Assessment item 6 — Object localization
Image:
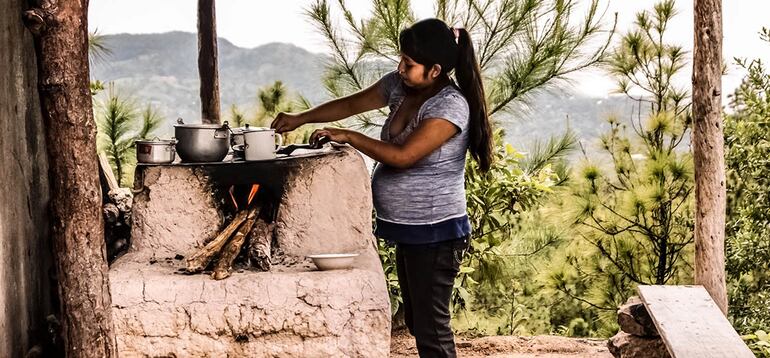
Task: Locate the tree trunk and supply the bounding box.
[22,0,116,356]
[198,0,220,124]
[692,0,728,314]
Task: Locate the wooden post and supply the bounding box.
[692,0,728,314]
[197,0,220,124]
[22,0,116,356]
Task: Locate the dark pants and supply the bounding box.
[396,237,469,358]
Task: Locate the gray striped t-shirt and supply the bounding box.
[371,71,470,225]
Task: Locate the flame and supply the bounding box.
[229,186,238,211]
[247,184,260,206]
[228,184,261,211]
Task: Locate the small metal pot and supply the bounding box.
[174,118,230,162]
[230,124,250,148]
[135,138,177,164]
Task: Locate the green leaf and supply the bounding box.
[459,266,475,274]
[456,287,470,304]
[757,330,769,341]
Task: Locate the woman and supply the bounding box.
[271,18,492,357]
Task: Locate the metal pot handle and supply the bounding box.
[273,132,284,152]
[214,121,230,139]
[177,117,184,125]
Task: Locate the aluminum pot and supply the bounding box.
[135,138,177,164]
[230,124,250,148]
[174,118,231,162]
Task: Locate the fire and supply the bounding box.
[247,184,260,206]
[228,184,260,211]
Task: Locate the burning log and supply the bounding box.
[186,209,249,273]
[248,217,273,271]
[186,183,271,278]
[212,207,259,280]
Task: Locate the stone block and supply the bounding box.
[608,331,670,358]
[618,296,659,337]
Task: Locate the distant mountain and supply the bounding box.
[498,92,642,152]
[91,31,648,154]
[91,32,329,135]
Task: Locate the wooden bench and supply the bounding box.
[637,285,754,358]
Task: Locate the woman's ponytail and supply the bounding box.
[455,28,493,172]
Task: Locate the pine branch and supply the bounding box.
[521,129,577,174]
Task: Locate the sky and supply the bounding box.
[88,0,770,98]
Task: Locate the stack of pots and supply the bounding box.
[230,124,248,159]
[229,123,283,161]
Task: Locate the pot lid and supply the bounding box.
[135,138,176,145]
[173,123,228,129]
[242,126,274,133]
[174,118,230,130]
[230,123,251,134]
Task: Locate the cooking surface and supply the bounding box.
[137,145,337,167]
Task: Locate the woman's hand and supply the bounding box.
[271,112,304,133]
[310,127,355,146]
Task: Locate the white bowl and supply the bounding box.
[307,253,359,271]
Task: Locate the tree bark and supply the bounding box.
[22,1,116,356]
[198,0,220,124]
[692,0,728,314]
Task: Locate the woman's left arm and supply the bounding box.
[310,118,458,169]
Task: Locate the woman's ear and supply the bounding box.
[430,64,442,79]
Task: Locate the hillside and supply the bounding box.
[90,32,328,134]
[90,31,647,153]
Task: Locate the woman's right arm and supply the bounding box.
[271,80,388,133]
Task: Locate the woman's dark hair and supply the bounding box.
[399,18,493,172]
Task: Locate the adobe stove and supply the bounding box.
[108,145,391,357]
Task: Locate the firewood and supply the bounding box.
[98,152,119,193]
[186,209,249,273]
[212,207,259,280]
[248,218,273,271]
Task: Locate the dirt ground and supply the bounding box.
[390,329,612,358]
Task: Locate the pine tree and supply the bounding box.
[95,84,162,186]
[306,0,615,131]
[556,0,694,315]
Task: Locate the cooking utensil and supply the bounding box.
[243,127,283,161]
[310,135,331,149]
[135,138,177,164]
[276,136,331,156]
[174,118,231,162]
[307,253,359,271]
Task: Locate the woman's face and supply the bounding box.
[397,53,438,89]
